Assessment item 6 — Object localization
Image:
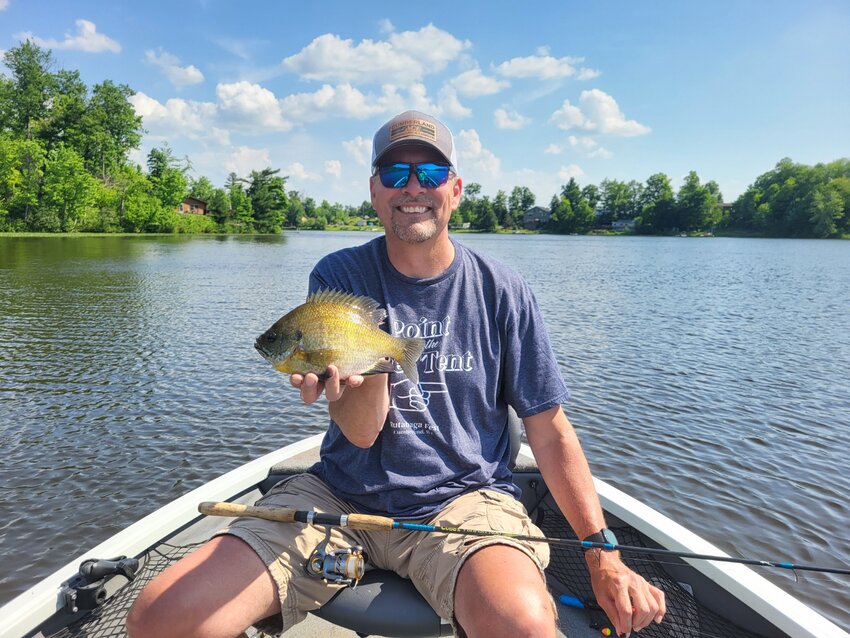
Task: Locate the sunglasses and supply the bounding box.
[376,162,452,189]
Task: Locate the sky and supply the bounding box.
[1,1,848,206]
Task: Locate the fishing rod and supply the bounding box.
[198,502,850,576]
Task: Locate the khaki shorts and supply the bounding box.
[217,473,550,632]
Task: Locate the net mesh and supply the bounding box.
[47,509,771,638]
[535,498,767,638]
[48,543,203,638]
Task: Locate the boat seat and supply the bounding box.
[309,408,525,638]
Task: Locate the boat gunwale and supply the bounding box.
[1,435,846,638]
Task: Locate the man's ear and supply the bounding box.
[452,176,463,207]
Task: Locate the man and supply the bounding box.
[127,111,665,638]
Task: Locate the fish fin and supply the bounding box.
[306,289,387,326]
[397,337,425,386]
[362,357,397,376]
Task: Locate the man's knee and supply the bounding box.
[456,584,556,638]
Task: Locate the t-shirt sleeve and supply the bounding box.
[501,279,570,418]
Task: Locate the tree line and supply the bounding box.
[1,42,847,238]
[0,42,371,234]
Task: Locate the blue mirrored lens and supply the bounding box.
[378,163,450,189]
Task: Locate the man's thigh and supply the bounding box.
[397,489,550,623]
[128,534,279,638]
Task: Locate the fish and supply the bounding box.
[255,289,424,385]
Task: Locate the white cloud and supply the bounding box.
[343,136,372,166]
[227,146,271,176]
[145,49,204,88]
[16,19,120,53]
[577,68,601,81]
[281,83,401,122]
[0,1,9,10]
[494,108,530,130]
[325,159,342,177]
[449,67,509,97]
[378,19,395,34]
[282,24,470,84]
[216,81,292,131]
[558,164,585,180]
[551,89,650,137]
[437,85,471,118]
[550,100,589,129]
[456,128,501,181]
[568,135,612,159]
[496,54,582,80]
[544,144,564,155]
[129,92,228,145]
[286,162,320,181]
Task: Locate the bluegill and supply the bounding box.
[255,290,424,385]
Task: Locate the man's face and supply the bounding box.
[370,146,462,245]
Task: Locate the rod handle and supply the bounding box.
[198,501,297,523]
[345,513,395,531]
[197,502,395,531]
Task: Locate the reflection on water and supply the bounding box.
[1,233,848,627]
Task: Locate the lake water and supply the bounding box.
[1,232,848,629]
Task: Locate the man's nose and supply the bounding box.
[402,167,427,193]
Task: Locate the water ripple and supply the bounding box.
[1,234,848,628]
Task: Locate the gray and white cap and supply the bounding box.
[371,110,457,170]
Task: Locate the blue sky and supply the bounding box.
[2,1,848,206]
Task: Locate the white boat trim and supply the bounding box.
[2,436,845,638]
[0,434,326,638]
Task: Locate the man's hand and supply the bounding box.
[588,551,666,636]
[290,365,365,403]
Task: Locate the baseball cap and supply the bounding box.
[371,110,458,170]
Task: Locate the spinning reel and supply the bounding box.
[306,526,367,588]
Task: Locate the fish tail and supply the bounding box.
[397,337,425,386]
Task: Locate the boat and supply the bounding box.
[1,428,847,638]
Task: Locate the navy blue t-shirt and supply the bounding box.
[308,236,569,518]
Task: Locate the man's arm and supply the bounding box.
[523,405,666,636]
[290,365,389,448]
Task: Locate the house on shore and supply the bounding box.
[177,197,208,215]
[523,206,551,230]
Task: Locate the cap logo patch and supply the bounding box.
[389,118,437,143]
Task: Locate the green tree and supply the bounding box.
[81,80,143,179]
[1,41,54,138]
[208,188,231,225]
[147,145,188,209]
[560,178,583,211]
[41,145,96,231]
[472,196,498,231]
[808,182,844,238]
[637,173,675,233]
[598,179,634,225]
[226,172,254,231]
[247,168,288,233]
[188,175,216,203]
[458,181,481,225]
[493,189,509,228]
[508,185,535,228]
[39,69,88,154]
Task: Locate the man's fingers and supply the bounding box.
[300,372,323,404]
[651,585,667,623]
[323,366,345,401]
